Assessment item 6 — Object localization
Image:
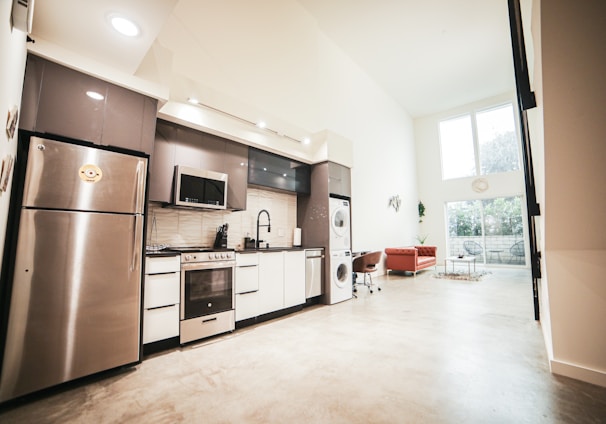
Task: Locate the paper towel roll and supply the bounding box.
[293,228,302,247]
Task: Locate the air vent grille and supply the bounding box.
[12,0,35,34]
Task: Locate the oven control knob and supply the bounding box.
[220,253,226,259]
[185,255,191,261]
[215,253,220,259]
[208,253,213,260]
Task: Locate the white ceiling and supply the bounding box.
[29,0,515,118]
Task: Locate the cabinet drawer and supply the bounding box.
[143,305,179,344]
[146,255,180,274]
[235,265,259,294]
[144,272,180,308]
[235,291,258,321]
[236,253,259,267]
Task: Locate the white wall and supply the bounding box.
[0,3,27,271]
[528,0,606,387]
[414,93,526,262]
[149,0,418,255]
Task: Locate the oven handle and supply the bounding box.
[180,261,235,271]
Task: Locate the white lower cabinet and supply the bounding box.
[235,253,259,321]
[143,255,180,344]
[143,305,179,344]
[258,252,285,316]
[235,250,306,322]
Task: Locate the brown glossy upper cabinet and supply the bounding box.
[19,54,157,154]
[328,162,351,198]
[149,119,248,210]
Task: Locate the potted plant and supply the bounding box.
[418,201,426,223]
[416,234,428,245]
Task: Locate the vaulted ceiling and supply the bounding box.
[29,0,516,119]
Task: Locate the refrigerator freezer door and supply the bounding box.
[0,209,143,402]
[22,136,147,214]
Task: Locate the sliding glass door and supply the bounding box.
[446,196,526,266]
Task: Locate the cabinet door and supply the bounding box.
[19,55,44,132]
[149,122,177,202]
[198,132,226,173]
[328,162,351,198]
[102,84,157,154]
[36,59,106,144]
[224,141,248,210]
[174,127,204,168]
[284,250,305,308]
[258,252,284,315]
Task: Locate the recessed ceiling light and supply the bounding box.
[303,137,310,145]
[86,91,104,100]
[188,97,199,105]
[257,121,266,129]
[109,14,140,37]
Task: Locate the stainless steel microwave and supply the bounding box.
[173,166,228,210]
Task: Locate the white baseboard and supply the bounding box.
[550,359,606,388]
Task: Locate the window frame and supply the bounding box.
[438,101,521,181]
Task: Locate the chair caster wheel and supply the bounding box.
[353,288,357,293]
[370,290,373,294]
[378,287,381,291]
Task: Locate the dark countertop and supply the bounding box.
[236,246,306,253]
[146,247,324,256]
[145,250,180,257]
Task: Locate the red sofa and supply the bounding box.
[385,246,437,275]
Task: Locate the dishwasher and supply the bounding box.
[305,249,324,299]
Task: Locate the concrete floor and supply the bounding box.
[1,268,605,423]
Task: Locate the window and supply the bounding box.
[439,115,476,179]
[439,103,519,180]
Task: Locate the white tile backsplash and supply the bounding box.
[147,187,297,249]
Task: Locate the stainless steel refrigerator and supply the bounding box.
[0,136,147,402]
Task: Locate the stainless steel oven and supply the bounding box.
[176,248,235,344]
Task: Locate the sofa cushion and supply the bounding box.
[417,256,436,266]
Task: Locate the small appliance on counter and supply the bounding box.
[244,237,256,249]
[214,223,228,249]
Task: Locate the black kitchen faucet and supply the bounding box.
[256,209,271,248]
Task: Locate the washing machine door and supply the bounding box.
[334,260,351,288]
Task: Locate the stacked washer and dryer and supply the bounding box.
[327,196,353,304]
[296,161,353,305]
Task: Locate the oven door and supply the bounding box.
[181,261,234,320]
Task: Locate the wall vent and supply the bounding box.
[12,0,35,34]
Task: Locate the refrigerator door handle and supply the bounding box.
[131,215,143,272]
[134,160,146,214]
